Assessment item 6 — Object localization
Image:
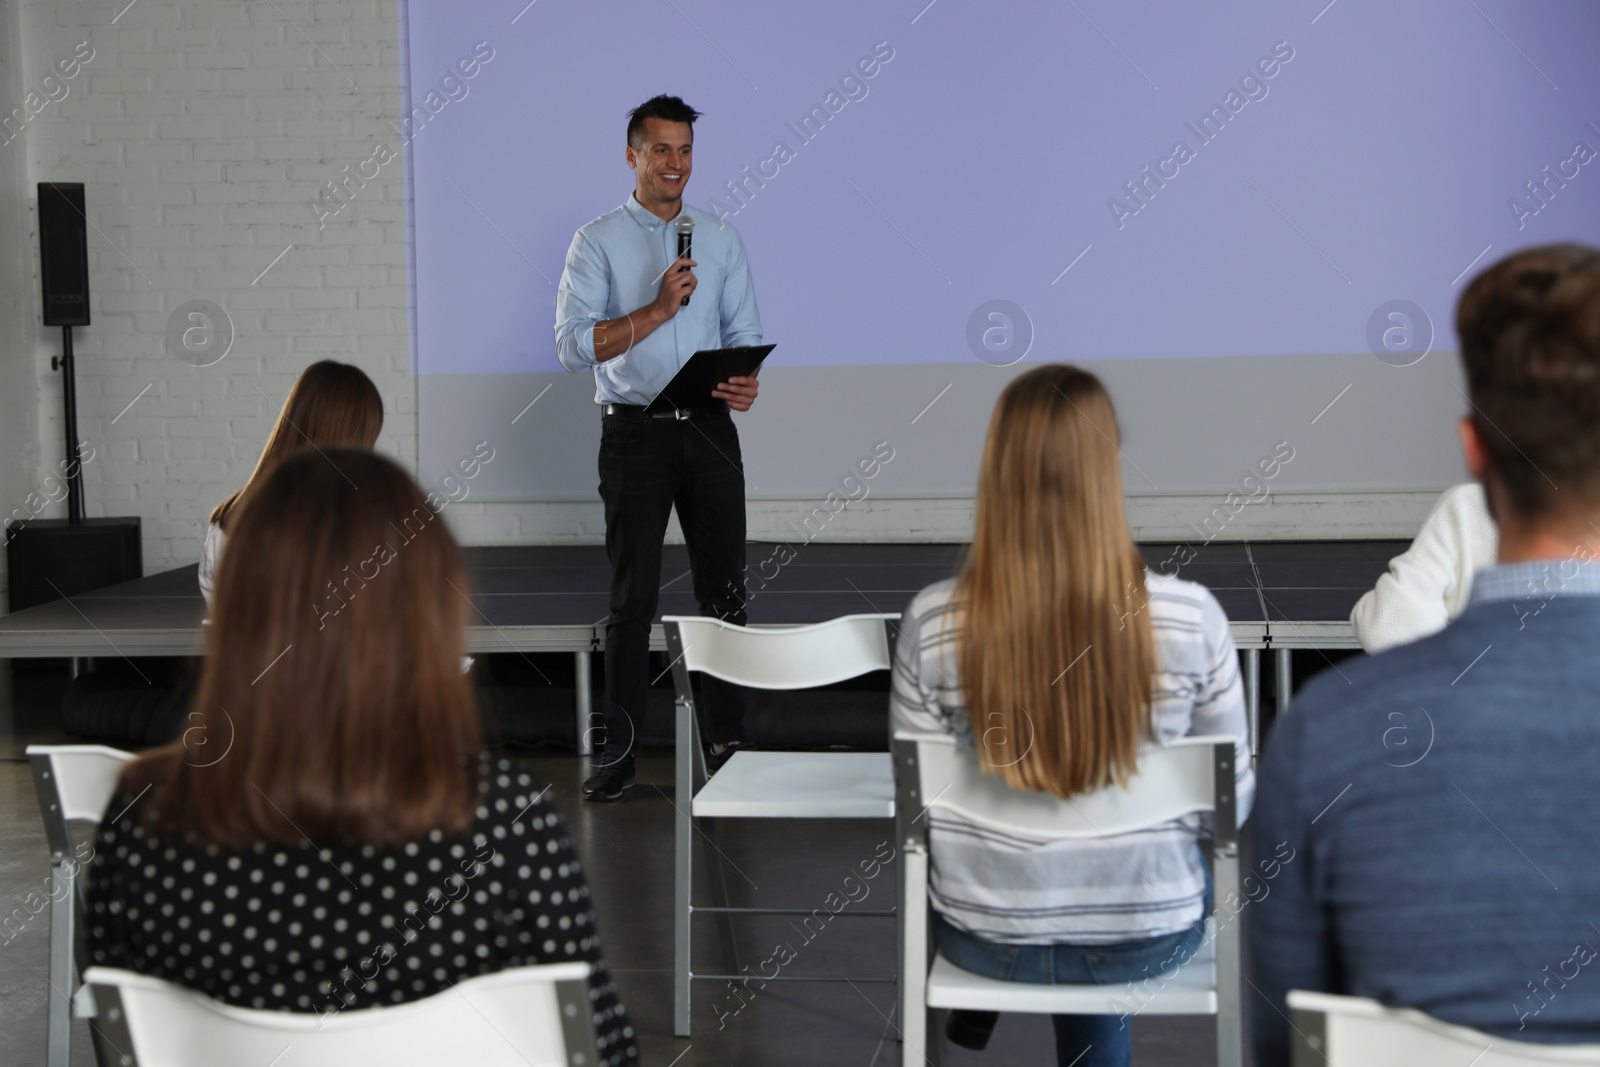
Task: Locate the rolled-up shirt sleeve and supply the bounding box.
[554,230,608,371]
[719,227,763,349]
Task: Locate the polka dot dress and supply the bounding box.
[86,757,637,1065]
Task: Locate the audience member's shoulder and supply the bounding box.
[98,790,144,842]
[1141,572,1231,682]
[1144,569,1226,625]
[1291,612,1485,717]
[904,576,959,629]
[1433,481,1488,521]
[99,756,176,835]
[484,754,550,794]
[479,756,559,822]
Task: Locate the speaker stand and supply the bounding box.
[48,324,84,523]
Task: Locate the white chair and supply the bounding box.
[26,743,137,1067]
[663,613,900,1036]
[76,961,598,1067]
[1286,990,1600,1066]
[894,731,1244,1067]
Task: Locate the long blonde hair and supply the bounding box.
[211,360,383,529]
[953,364,1154,798]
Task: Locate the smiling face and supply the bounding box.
[627,116,693,219]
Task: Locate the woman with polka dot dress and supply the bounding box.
[86,449,638,1065]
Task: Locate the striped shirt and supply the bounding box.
[891,572,1254,945]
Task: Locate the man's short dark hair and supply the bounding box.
[627,95,701,147]
[1457,243,1600,520]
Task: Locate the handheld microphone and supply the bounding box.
[675,215,694,307]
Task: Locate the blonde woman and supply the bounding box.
[199,360,383,605]
[892,364,1254,1067]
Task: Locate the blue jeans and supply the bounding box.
[931,870,1214,1067]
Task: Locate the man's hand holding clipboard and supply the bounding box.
[644,344,775,416]
[712,373,759,411]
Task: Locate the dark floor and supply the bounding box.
[0,659,1259,1066]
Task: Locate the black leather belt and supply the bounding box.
[602,403,722,421]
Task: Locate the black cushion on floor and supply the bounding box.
[58,659,194,748]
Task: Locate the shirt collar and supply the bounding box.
[1469,557,1600,608]
[622,192,680,230]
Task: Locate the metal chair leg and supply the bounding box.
[1214,849,1244,1067]
[674,696,695,1037]
[896,849,907,1043]
[699,818,742,979]
[1243,648,1260,756]
[925,1006,944,1067]
[899,848,930,1066]
[46,864,73,1067]
[574,651,593,757]
[1274,646,1293,718]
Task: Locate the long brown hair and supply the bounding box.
[953,364,1155,799]
[130,448,482,847]
[210,360,384,529]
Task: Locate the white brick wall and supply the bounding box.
[17,0,414,571]
[0,0,1437,594]
[0,0,42,604]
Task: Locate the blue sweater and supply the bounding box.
[1251,579,1600,1065]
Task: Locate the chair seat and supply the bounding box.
[691,751,894,818]
[926,922,1218,1016]
[1286,990,1600,1064]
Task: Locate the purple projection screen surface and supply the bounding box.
[407,0,1600,373]
[403,0,1600,501]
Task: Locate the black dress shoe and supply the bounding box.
[945,1009,999,1050]
[582,759,636,801]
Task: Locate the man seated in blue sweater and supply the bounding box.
[1250,243,1600,1065]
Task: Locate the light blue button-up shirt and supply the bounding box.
[554,194,763,406]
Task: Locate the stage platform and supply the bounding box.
[0,539,1405,752]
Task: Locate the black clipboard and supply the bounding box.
[643,344,775,415]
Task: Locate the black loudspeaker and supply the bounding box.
[5,518,141,613]
[38,182,89,327]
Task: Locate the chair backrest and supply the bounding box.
[26,745,136,862]
[1286,990,1600,1066]
[663,614,897,690]
[80,962,598,1067]
[894,732,1236,843]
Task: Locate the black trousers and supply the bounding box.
[596,409,747,763]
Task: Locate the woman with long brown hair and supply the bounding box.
[892,364,1253,1067]
[88,449,637,1065]
[198,359,383,605]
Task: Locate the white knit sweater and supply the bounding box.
[1350,483,1498,653]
